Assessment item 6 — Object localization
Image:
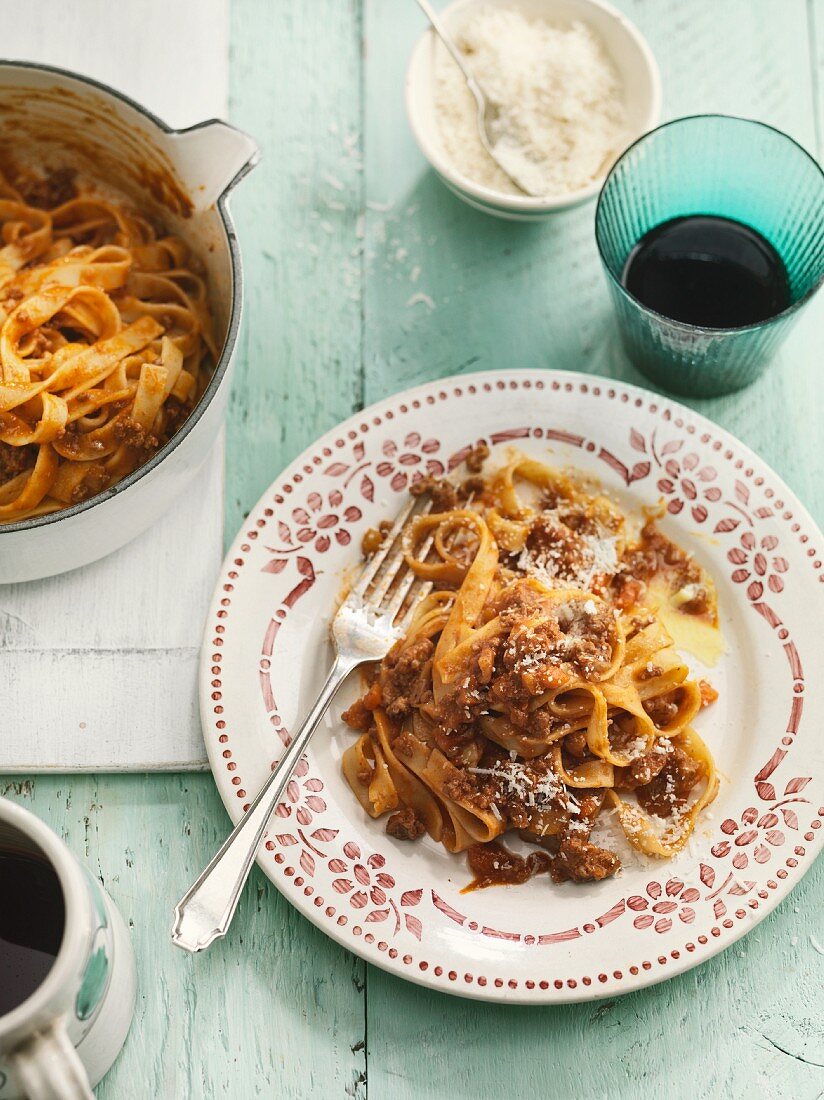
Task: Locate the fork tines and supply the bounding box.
[351,493,435,627]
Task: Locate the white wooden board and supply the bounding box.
[0,0,230,770]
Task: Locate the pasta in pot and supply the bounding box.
[342,453,720,889]
[0,166,214,522]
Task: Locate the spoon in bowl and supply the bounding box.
[415,0,540,197]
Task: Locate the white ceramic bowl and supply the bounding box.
[0,61,259,583]
[405,0,662,220]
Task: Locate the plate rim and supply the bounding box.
[200,367,824,1004]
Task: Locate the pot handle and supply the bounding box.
[169,120,260,210]
[9,1019,94,1100]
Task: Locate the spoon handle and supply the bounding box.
[414,0,483,100]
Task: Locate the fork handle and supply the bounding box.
[171,654,359,952]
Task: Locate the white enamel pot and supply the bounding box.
[0,61,259,583]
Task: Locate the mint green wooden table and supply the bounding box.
[4,1,824,1095]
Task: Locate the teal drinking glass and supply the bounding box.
[595,115,824,398]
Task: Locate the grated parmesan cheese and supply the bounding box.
[469,760,571,811]
[434,7,627,197]
[517,524,618,592]
[406,291,436,311]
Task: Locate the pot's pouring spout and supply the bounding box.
[167,120,260,211]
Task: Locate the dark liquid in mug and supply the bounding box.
[621,214,791,328]
[0,849,65,1015]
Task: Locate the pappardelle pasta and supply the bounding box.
[0,165,215,522]
[342,449,720,889]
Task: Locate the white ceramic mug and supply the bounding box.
[0,799,136,1099]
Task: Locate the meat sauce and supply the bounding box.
[463,840,551,892]
[463,834,621,890]
[615,520,715,621]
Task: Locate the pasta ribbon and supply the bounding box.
[0,168,214,521]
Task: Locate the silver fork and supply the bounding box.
[171,495,434,953]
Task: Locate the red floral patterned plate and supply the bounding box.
[201,370,824,1003]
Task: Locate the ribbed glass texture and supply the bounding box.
[595,115,824,398]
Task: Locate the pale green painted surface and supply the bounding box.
[3,1,824,1097]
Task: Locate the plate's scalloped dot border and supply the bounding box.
[202,370,824,1003]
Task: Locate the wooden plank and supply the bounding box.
[220,0,370,1095]
[0,0,229,770]
[223,0,366,542]
[0,650,201,772]
[362,2,824,1098]
[0,0,229,124]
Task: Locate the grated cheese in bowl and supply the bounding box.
[433,5,628,198]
